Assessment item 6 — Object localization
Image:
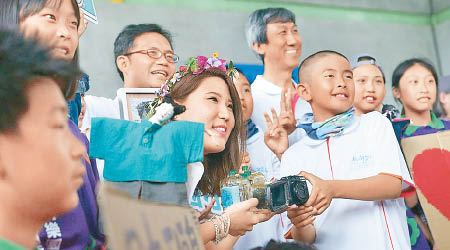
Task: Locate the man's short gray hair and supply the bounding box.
[245,8,296,62]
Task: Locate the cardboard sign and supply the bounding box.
[401,130,450,248]
[77,0,98,24]
[98,183,205,250]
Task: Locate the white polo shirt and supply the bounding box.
[251,75,311,145]
[279,111,414,250]
[81,95,120,179]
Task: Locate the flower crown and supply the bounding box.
[146,53,238,122]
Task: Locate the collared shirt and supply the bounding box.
[0,238,27,250]
[90,118,204,182]
[281,111,413,250]
[250,75,311,145]
[403,111,445,137]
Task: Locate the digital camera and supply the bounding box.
[252,175,310,212]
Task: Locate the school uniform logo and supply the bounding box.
[351,154,373,168]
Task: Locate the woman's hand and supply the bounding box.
[196,197,216,221]
[224,198,273,236]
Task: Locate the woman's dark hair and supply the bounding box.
[0,0,81,100]
[0,30,81,133]
[171,67,245,195]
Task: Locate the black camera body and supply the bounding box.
[253,175,310,212]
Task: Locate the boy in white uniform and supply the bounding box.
[271,51,414,250]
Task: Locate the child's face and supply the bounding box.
[300,54,354,121]
[0,78,85,219]
[353,64,386,114]
[234,73,253,121]
[439,92,450,117]
[393,64,436,115]
[175,77,235,154]
[120,32,176,88]
[20,0,79,61]
[254,22,302,69]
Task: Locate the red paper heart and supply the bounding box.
[412,148,450,220]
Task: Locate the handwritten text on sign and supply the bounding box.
[99,183,205,250]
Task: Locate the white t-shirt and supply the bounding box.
[251,75,311,145]
[81,95,120,179]
[279,111,414,250]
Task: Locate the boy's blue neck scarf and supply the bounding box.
[246,119,259,139]
[297,107,356,140]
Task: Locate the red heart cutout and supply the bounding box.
[412,148,450,220]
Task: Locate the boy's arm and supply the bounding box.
[286,206,317,244]
[291,225,316,244]
[302,171,402,214]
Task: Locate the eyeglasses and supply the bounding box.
[124,48,179,63]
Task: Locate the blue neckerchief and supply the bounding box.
[67,93,81,126]
[297,107,356,140]
[246,119,259,139]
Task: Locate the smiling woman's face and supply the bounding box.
[175,76,235,154]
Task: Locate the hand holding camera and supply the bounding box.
[221,170,311,213]
[301,171,334,215]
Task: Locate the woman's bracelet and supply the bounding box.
[207,214,231,244]
[208,216,220,244]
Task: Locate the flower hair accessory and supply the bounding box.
[146,53,237,122]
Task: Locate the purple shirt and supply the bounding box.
[399,113,450,250]
[38,120,104,250]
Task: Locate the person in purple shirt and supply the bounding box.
[0,0,105,248]
[392,58,450,250]
[0,30,85,250]
[38,120,105,250]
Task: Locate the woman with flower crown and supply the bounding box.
[90,54,273,248]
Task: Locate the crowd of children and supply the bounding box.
[0,1,448,249]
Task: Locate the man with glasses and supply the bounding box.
[81,24,178,177]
